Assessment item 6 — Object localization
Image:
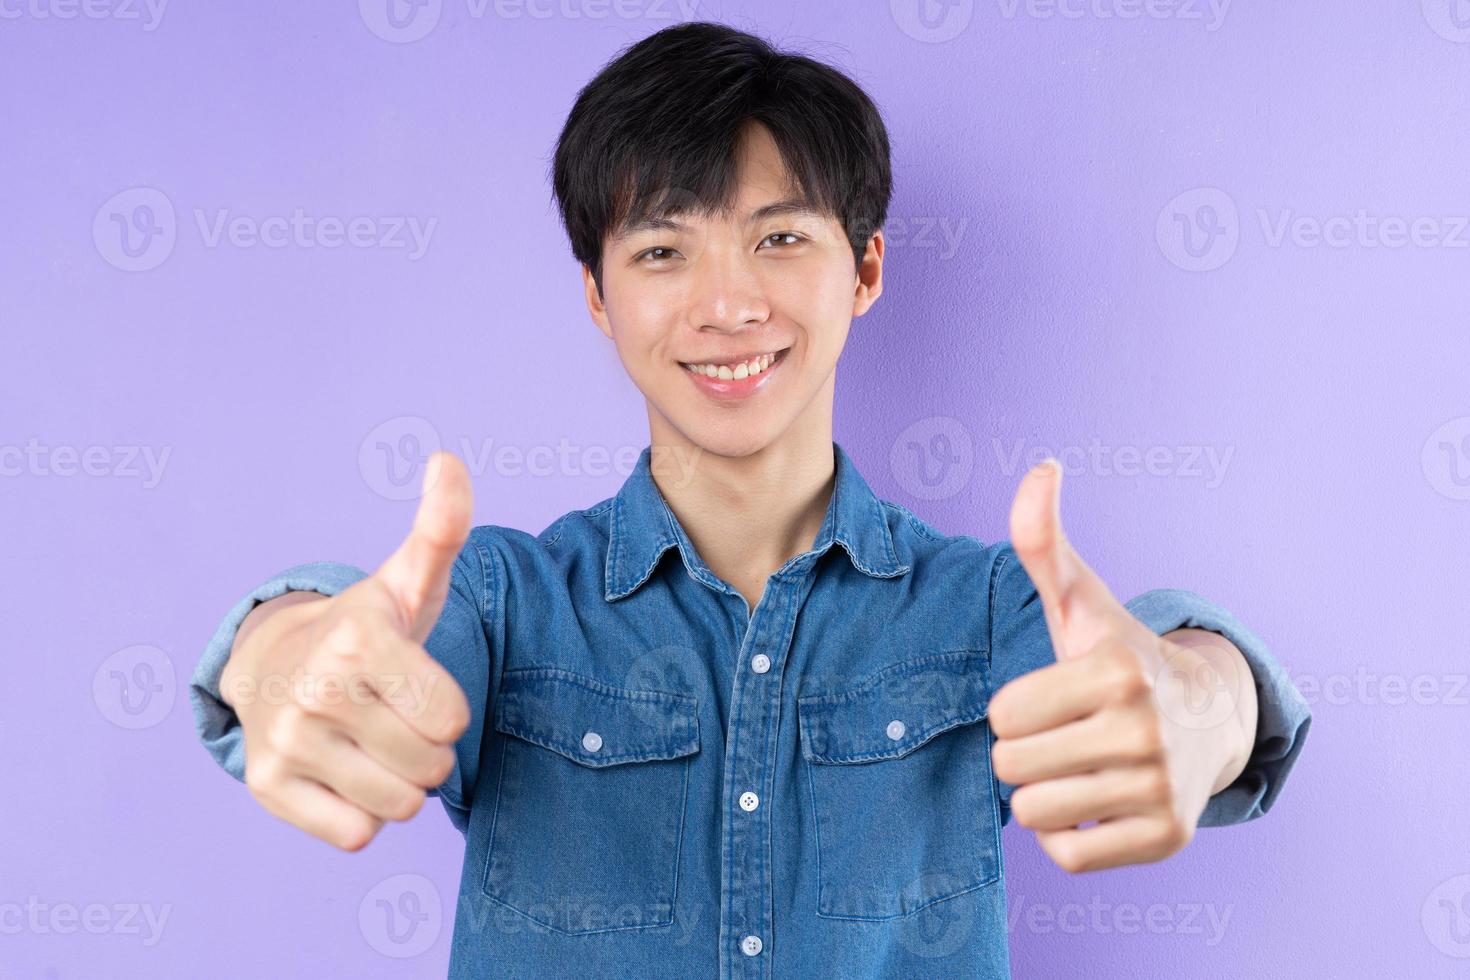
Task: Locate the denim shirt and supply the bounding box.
[190,441,1311,980]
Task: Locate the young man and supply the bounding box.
[190,21,1310,980]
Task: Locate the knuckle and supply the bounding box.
[1047,840,1090,874]
[1101,653,1148,700]
[244,757,281,797]
[333,816,379,852]
[426,749,456,788]
[1009,787,1039,828]
[987,695,1018,737]
[431,706,470,744]
[388,788,427,822]
[324,613,370,652]
[1152,817,1193,855]
[1144,765,1175,806]
[1125,715,1164,762]
[990,742,1017,783]
[266,711,311,762]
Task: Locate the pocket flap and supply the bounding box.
[798,651,991,765]
[493,667,700,768]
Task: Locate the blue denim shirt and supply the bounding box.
[190,441,1311,979]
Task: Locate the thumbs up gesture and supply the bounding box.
[220,451,475,851]
[988,460,1254,873]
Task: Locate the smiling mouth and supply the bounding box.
[678,346,791,380]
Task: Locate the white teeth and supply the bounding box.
[683,350,781,378]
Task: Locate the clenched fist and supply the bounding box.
[218,452,475,851]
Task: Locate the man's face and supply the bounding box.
[584,121,883,459]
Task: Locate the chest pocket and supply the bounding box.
[481,667,700,935]
[798,650,1001,920]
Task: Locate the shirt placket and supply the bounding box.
[718,560,816,980]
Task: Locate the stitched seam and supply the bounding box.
[799,649,989,703]
[501,666,697,705]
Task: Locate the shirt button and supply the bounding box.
[751,654,771,674]
[739,791,760,812]
[740,934,763,956]
[582,730,603,753]
[886,719,906,741]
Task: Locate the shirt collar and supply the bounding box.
[604,440,911,602]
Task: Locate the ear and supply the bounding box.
[852,229,885,317]
[582,262,614,341]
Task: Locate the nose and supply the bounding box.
[686,239,771,335]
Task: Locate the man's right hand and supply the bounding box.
[219,451,475,851]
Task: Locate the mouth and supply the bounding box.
[678,346,791,401]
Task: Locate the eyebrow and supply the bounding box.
[612,197,822,243]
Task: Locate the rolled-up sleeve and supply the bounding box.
[987,542,1311,828]
[1126,588,1312,827]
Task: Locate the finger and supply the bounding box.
[1007,459,1123,659]
[256,774,384,852]
[329,685,461,789]
[1009,765,1169,832]
[1036,814,1189,873]
[298,730,432,823]
[990,705,1161,785]
[350,625,473,747]
[988,652,1135,739]
[374,451,474,643]
[309,603,473,746]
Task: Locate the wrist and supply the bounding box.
[221,590,327,708]
[1161,628,1253,795]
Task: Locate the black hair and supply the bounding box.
[549,21,893,299]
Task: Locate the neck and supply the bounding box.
[644,400,837,607]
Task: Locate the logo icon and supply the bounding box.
[1423,0,1470,43]
[1153,643,1243,732]
[890,0,974,43]
[1156,187,1239,272]
[360,0,443,43]
[93,645,176,729]
[359,415,442,501]
[93,187,176,272]
[1423,874,1470,957]
[1422,416,1470,501]
[890,416,973,501]
[359,873,442,957]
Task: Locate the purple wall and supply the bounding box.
[4,2,1467,977]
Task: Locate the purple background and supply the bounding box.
[4,2,1468,977]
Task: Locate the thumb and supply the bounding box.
[375,451,475,643]
[1008,458,1119,659]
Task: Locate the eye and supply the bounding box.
[760,231,806,249]
[634,246,682,264]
